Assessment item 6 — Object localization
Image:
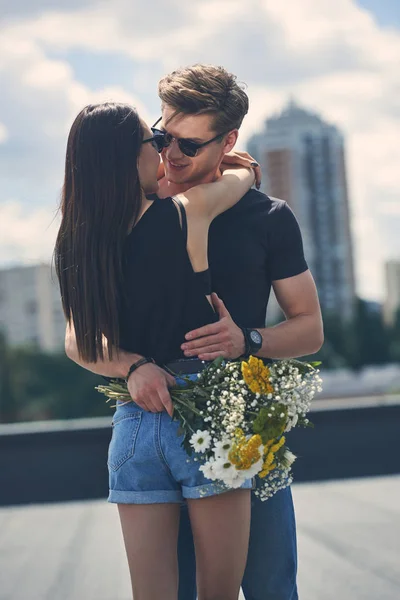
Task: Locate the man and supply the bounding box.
[66,64,323,599]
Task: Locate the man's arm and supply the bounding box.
[181,271,324,360]
[257,270,323,358]
[65,324,175,415]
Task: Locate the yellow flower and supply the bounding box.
[228,428,263,471]
[270,436,285,453]
[241,355,275,396]
[259,436,286,478]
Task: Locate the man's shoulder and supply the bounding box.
[237,189,288,217]
[211,190,290,229]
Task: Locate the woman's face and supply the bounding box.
[137,120,160,195]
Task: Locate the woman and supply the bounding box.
[55,102,256,600]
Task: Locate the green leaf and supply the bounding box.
[212,356,225,369]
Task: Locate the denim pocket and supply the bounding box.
[108,412,142,471]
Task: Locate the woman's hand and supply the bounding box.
[221,150,262,189]
[127,363,176,416]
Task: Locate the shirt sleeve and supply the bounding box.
[268,201,308,281]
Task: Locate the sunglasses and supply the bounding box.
[142,117,228,158]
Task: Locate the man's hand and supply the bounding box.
[221,150,262,189]
[181,293,245,361]
[127,363,176,417]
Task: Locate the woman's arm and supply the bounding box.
[65,323,176,415]
[178,166,255,222]
[170,157,257,273]
[65,322,136,378]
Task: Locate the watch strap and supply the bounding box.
[240,327,251,355]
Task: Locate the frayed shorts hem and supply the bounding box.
[108,479,253,504]
[108,489,182,504]
[182,479,254,499]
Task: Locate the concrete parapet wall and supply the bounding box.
[1,400,399,506]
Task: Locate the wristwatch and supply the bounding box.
[241,328,263,356]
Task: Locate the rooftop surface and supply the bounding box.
[1,474,399,599]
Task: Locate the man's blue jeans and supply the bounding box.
[177,486,298,600]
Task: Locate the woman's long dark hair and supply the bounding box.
[54,103,143,362]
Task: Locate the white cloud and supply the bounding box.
[0,0,96,22]
[0,123,8,143]
[0,21,152,189]
[0,0,399,302]
[379,202,400,216]
[0,201,60,264]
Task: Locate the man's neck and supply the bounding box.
[157,167,221,199]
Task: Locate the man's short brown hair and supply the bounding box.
[158,64,249,134]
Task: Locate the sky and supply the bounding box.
[0,0,399,302]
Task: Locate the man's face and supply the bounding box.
[160,105,236,186]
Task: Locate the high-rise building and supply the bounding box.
[248,100,356,321]
[383,260,400,326]
[0,264,65,351]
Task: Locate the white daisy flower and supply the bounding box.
[213,439,233,458]
[199,458,217,480]
[190,430,211,453]
[243,457,264,479]
[212,457,235,479]
[282,450,297,468]
[225,473,247,488]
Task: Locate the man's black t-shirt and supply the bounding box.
[208,190,308,328]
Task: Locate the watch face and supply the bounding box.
[250,330,262,345]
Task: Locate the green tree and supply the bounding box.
[351,298,390,368]
[3,344,111,424]
[388,307,400,363]
[0,331,17,422]
[303,299,393,370]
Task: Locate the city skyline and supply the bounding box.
[384,260,400,326]
[0,0,399,302]
[248,100,356,321]
[0,263,65,351]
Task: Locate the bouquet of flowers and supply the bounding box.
[96,356,322,501]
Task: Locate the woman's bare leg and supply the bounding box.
[187,489,251,600]
[118,503,180,600]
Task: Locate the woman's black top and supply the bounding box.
[118,197,217,365]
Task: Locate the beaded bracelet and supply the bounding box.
[125,357,156,383]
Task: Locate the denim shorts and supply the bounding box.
[107,373,253,504]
